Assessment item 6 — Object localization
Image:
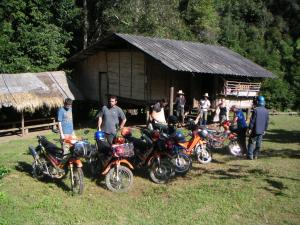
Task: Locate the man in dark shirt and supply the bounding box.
[247,96,269,160]
[174,90,186,124]
[97,96,126,144]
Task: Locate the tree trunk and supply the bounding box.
[83,0,88,49]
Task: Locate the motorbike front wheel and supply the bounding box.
[32,158,46,180]
[149,158,174,184]
[105,165,133,192]
[70,167,84,195]
[196,147,212,164]
[172,153,192,175]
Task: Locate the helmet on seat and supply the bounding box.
[95,131,105,141]
[257,96,265,106]
[168,115,178,124]
[175,131,186,143]
[199,129,208,138]
[121,127,132,137]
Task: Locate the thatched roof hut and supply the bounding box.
[0,71,83,112]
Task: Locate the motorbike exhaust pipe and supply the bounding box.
[29,146,39,160]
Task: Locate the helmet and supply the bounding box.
[121,127,132,137]
[199,129,208,138]
[151,130,160,141]
[257,96,265,106]
[174,131,186,143]
[168,115,178,124]
[95,131,105,141]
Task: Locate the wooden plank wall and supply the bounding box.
[132,52,145,100]
[119,52,131,98]
[76,52,106,101]
[107,52,120,96]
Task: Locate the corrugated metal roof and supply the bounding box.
[0,71,83,111]
[67,33,274,78]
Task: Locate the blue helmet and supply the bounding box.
[257,96,265,106]
[95,131,105,141]
[175,131,186,143]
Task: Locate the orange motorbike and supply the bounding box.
[89,131,135,192]
[168,127,212,165]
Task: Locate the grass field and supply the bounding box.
[0,115,299,225]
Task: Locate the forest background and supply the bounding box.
[0,0,299,110]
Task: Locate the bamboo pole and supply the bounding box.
[21,111,24,137]
[169,87,174,116]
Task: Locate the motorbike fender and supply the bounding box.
[102,160,134,175]
[147,152,172,167]
[69,159,83,168]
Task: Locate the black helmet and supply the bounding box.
[168,115,178,124]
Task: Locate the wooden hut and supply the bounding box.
[65,33,273,118]
[0,71,83,136]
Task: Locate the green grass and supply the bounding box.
[0,115,300,225]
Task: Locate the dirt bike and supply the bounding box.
[122,128,175,184]
[206,120,242,156]
[89,134,135,192]
[145,122,193,176]
[29,136,89,194]
[171,128,212,165]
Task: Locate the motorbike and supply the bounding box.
[89,132,135,192]
[170,127,212,165]
[121,128,175,184]
[146,119,193,175]
[28,136,90,194]
[205,120,242,156]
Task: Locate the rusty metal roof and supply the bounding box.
[67,33,274,78]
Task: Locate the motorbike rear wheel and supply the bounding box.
[105,165,133,192]
[149,158,174,184]
[227,141,242,156]
[70,167,84,195]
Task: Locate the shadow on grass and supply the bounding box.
[262,179,288,196]
[15,161,71,192]
[264,129,300,144]
[259,149,300,159]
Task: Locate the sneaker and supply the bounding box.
[254,155,258,160]
[247,155,253,160]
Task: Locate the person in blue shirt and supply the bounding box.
[247,96,269,160]
[57,98,75,140]
[230,105,248,155]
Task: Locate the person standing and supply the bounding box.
[230,105,248,155]
[97,96,127,145]
[174,90,186,124]
[218,98,228,124]
[247,96,269,160]
[149,98,168,131]
[57,98,75,140]
[195,93,211,126]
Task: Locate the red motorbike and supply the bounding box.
[29,136,88,194]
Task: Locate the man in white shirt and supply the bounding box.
[195,93,211,126]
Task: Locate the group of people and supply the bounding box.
[57,93,269,160]
[228,96,269,160]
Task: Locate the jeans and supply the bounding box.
[106,133,116,145]
[247,134,263,157]
[199,110,208,126]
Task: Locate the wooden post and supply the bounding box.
[21,111,24,137]
[169,87,174,116]
[145,106,150,124]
